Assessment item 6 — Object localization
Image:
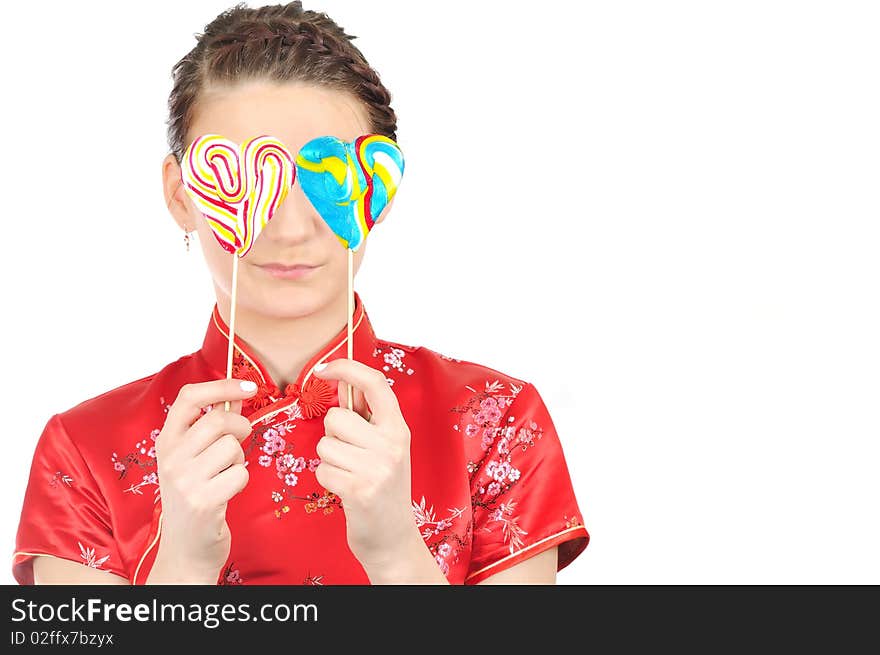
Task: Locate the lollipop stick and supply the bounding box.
[347,247,354,411]
[224,254,239,412]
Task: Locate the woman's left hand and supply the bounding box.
[311,359,418,571]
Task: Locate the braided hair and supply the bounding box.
[166,1,399,163]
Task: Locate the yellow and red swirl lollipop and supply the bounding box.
[181,134,295,257]
[180,133,296,411]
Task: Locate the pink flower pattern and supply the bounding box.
[451,379,551,555]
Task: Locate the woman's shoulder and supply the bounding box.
[48,353,203,455]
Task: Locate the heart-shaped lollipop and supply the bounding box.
[181,134,296,257]
[295,134,404,251]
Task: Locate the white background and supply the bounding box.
[1,1,878,584]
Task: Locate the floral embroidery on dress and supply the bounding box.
[452,379,522,452]
[304,572,324,585]
[78,541,110,569]
[107,396,174,495]
[564,514,585,530]
[232,357,262,386]
[271,487,341,518]
[412,496,468,576]
[373,342,415,385]
[122,472,159,496]
[111,427,160,495]
[252,401,302,432]
[49,471,73,488]
[251,420,303,517]
[454,380,551,555]
[247,404,336,518]
[302,489,342,515]
[483,500,529,553]
[219,562,244,585]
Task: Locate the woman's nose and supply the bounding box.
[264,182,320,242]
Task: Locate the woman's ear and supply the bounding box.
[162,152,191,230]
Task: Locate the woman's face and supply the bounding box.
[163,80,390,319]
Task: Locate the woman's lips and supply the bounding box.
[257,263,321,280]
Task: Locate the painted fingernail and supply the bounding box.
[240,380,257,392]
[313,362,328,373]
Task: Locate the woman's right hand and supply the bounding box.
[146,378,259,584]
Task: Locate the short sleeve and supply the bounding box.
[12,414,128,584]
[465,382,589,584]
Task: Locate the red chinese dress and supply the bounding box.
[13,292,589,584]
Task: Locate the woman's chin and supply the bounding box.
[246,278,339,313]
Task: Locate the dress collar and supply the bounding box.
[197,290,379,421]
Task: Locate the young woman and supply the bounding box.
[13,1,589,585]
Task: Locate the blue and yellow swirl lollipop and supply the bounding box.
[295,134,404,251]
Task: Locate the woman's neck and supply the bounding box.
[215,290,349,391]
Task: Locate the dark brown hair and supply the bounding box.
[166,1,399,162]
